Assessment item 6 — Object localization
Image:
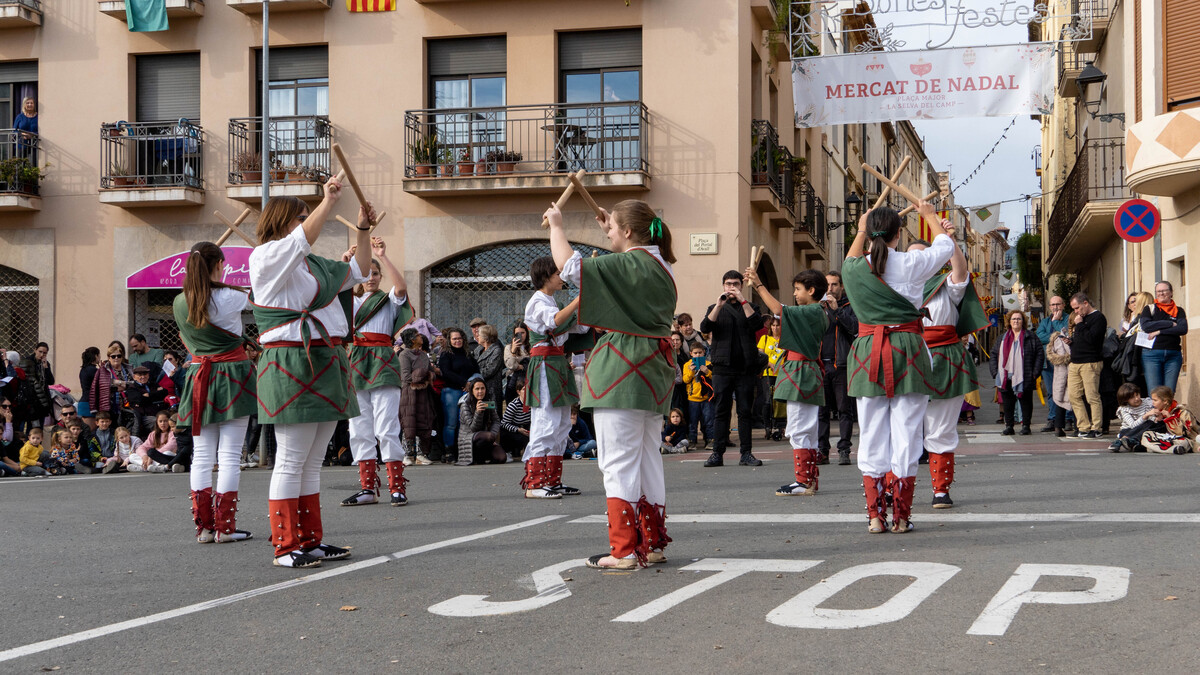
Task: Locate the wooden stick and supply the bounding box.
[214,209,256,247]
[898,190,942,217]
[540,174,578,229]
[331,144,377,226]
[336,210,388,234]
[861,163,923,205]
[871,155,912,210]
[567,170,604,218]
[749,245,765,273]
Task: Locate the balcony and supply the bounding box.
[1032,145,1042,177]
[1046,137,1128,272]
[1125,109,1200,197]
[98,0,205,20]
[402,102,649,196]
[227,0,331,14]
[227,115,332,204]
[750,119,791,221]
[99,121,205,207]
[794,180,827,261]
[1056,37,1090,99]
[0,130,40,211]
[0,0,41,28]
[1072,0,1112,53]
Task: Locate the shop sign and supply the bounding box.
[126,246,253,289]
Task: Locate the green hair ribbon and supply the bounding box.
[649,217,664,240]
[869,230,887,238]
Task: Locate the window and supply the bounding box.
[0,61,37,130]
[559,29,642,171]
[0,264,38,357]
[428,36,507,162]
[255,46,329,173]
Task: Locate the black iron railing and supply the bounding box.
[1074,0,1112,25]
[751,119,791,207]
[0,129,39,196]
[0,0,43,11]
[403,101,648,178]
[1058,30,1091,88]
[1046,137,1127,261]
[100,120,204,190]
[795,180,826,248]
[228,115,333,185]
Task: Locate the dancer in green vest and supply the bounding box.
[340,236,414,508]
[249,181,374,569]
[174,241,258,544]
[908,227,987,509]
[744,267,829,496]
[843,202,952,534]
[545,199,677,570]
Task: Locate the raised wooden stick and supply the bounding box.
[861,163,923,205]
[331,144,378,226]
[898,190,942,217]
[335,210,388,233]
[214,208,256,247]
[540,170,584,229]
[567,170,605,219]
[871,155,912,210]
[749,245,765,273]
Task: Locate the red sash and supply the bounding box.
[858,320,924,397]
[189,348,250,436]
[786,350,824,374]
[530,345,565,357]
[261,338,343,350]
[923,324,959,349]
[352,332,393,348]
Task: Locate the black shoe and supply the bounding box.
[815,453,830,466]
[838,451,852,465]
[1076,430,1090,438]
[1086,430,1103,439]
[273,550,322,569]
[1040,423,1056,433]
[738,453,763,467]
[771,430,784,442]
[390,491,408,506]
[1001,426,1015,436]
[1056,428,1066,437]
[931,493,953,509]
[302,543,351,561]
[1108,439,1124,452]
[1019,425,1031,436]
[340,489,378,506]
[703,453,724,468]
[549,484,582,496]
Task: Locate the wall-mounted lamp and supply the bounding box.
[827,192,862,231]
[1075,61,1125,127]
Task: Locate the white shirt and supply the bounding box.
[524,290,588,347]
[923,276,969,327]
[865,233,955,309]
[249,226,368,343]
[208,287,249,335]
[560,246,675,288]
[353,288,409,336]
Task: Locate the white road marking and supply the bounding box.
[612,559,821,623]
[964,433,1015,444]
[767,562,960,629]
[999,453,1034,457]
[967,564,1131,636]
[429,559,586,617]
[0,515,563,664]
[569,513,1200,524]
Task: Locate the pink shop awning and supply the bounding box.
[126,246,253,290]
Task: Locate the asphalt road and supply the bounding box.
[2,418,1198,674]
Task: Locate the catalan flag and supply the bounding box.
[347,0,394,11]
[918,210,950,242]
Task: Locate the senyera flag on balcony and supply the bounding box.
[347,0,395,10]
[791,44,1055,128]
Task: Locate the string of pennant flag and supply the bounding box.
[952,116,1018,192]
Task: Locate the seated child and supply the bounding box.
[566,405,597,459]
[19,427,48,477]
[47,429,81,475]
[1109,383,1158,452]
[93,412,120,472]
[660,408,689,454]
[69,419,105,473]
[113,426,141,472]
[1139,385,1197,455]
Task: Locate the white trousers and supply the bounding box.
[785,401,819,449]
[349,386,403,464]
[856,393,928,478]
[924,395,965,455]
[269,421,338,500]
[189,419,246,494]
[594,408,666,505]
[522,369,572,461]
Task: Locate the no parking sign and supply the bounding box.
[1114,199,1161,243]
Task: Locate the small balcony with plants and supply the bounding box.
[98,0,205,21]
[227,0,331,14]
[1046,137,1127,272]
[402,102,649,196]
[750,119,798,226]
[794,180,827,261]
[0,130,41,211]
[99,120,205,207]
[0,0,42,28]
[226,115,332,204]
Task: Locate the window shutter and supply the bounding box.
[428,37,506,77]
[136,53,200,123]
[1164,0,1200,111]
[559,29,642,70]
[255,45,329,82]
[0,61,38,83]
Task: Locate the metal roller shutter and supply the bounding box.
[0,61,38,83]
[256,45,329,81]
[1164,0,1200,111]
[136,53,200,123]
[428,36,506,77]
[559,29,641,70]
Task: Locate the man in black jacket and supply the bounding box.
[700,270,766,467]
[1067,292,1107,438]
[817,271,858,465]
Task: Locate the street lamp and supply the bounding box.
[828,192,862,230]
[1076,61,1125,126]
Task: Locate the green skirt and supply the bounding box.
[926,343,979,400]
[257,344,360,425]
[177,360,258,429]
[349,345,403,391]
[581,333,673,415]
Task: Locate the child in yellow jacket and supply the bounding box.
[19,427,49,476]
[681,344,714,451]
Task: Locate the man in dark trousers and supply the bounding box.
[701,270,766,467]
[817,270,858,465]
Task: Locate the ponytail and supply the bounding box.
[864,208,902,278]
[183,242,233,328]
[611,199,676,263]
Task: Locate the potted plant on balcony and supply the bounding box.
[492,150,522,174]
[409,131,440,177]
[456,148,475,176]
[108,159,134,188]
[0,158,40,195]
[437,147,455,177]
[233,151,285,183]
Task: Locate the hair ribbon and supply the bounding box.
[649,217,664,241]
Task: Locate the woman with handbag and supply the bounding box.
[1046,315,1074,437]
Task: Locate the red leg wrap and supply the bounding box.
[606,497,644,564]
[545,455,563,487]
[213,491,240,535]
[268,497,301,555]
[797,448,819,490]
[863,475,887,521]
[384,460,408,495]
[358,459,379,494]
[636,499,672,552]
[891,476,917,524]
[190,487,214,535]
[929,452,955,494]
[297,493,323,551]
[520,458,540,490]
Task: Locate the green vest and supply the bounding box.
[843,256,935,398]
[578,250,676,414]
[922,273,989,400]
[773,304,828,405]
[250,254,360,424]
[523,304,596,409]
[171,293,258,430]
[349,290,414,391]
